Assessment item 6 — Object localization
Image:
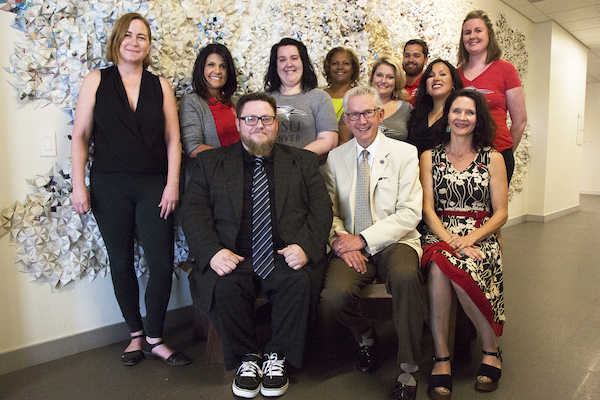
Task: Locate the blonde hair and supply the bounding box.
[369,56,409,101]
[106,13,152,68]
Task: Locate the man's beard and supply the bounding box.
[404,64,422,77]
[242,136,275,157]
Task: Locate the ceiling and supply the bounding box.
[501,0,600,83]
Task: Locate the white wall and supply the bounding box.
[582,82,600,194]
[525,21,587,217]
[0,11,191,357]
[524,21,552,216]
[544,23,587,214]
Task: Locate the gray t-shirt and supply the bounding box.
[379,101,413,141]
[270,89,338,149]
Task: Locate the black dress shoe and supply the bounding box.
[356,343,376,373]
[389,380,417,400]
[121,334,144,366]
[142,339,191,366]
[355,331,377,373]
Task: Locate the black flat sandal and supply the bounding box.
[142,339,191,366]
[121,334,145,366]
[475,348,502,392]
[428,356,452,400]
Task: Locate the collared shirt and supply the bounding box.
[355,133,381,170]
[405,76,421,106]
[235,146,284,257]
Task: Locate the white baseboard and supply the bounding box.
[524,204,580,223]
[504,214,526,228]
[0,305,195,376]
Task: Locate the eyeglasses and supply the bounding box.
[345,108,380,121]
[239,116,277,126]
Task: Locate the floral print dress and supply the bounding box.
[421,146,505,336]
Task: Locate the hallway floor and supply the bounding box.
[1,195,599,400]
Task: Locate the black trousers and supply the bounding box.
[90,172,174,338]
[500,148,515,184]
[208,257,312,370]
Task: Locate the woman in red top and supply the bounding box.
[457,10,527,183]
[180,44,239,159]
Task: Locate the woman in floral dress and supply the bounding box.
[419,89,508,399]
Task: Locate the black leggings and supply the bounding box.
[90,172,174,337]
[500,148,514,184]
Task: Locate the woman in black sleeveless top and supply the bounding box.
[71,13,189,366]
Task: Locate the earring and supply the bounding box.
[446,125,451,133]
[452,86,455,91]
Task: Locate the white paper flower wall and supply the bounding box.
[495,14,530,200]
[0,0,530,287]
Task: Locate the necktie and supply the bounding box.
[354,149,372,234]
[252,158,275,279]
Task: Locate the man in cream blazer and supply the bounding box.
[321,85,426,400]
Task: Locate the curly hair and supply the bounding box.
[323,47,360,87]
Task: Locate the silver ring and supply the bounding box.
[460,250,465,256]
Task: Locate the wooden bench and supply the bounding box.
[180,261,393,365]
[180,261,471,365]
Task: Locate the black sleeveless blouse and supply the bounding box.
[91,66,167,174]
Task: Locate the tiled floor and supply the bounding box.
[1,195,599,400]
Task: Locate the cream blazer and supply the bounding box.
[324,131,423,258]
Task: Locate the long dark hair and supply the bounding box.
[439,89,497,149]
[408,59,463,132]
[192,43,237,106]
[264,38,318,93]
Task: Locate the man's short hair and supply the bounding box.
[404,39,429,59]
[236,92,278,117]
[342,85,383,113]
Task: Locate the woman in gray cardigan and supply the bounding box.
[180,44,239,162]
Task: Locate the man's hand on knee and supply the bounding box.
[340,250,368,274]
[210,249,245,276]
[277,244,308,270]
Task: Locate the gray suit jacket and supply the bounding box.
[181,142,333,312]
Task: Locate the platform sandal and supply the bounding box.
[121,334,145,366]
[428,356,452,400]
[475,348,502,392]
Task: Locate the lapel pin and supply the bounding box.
[380,159,384,164]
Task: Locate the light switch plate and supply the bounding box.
[40,131,56,157]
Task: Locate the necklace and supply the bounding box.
[447,151,474,163]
